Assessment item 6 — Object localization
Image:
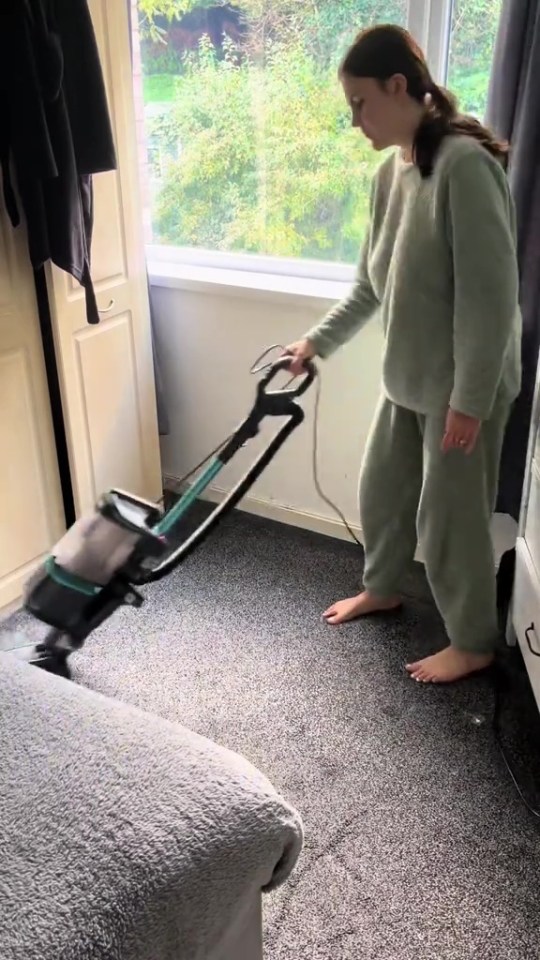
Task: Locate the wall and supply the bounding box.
[150,278,518,564]
[150,281,384,540]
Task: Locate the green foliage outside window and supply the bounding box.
[140,0,502,263]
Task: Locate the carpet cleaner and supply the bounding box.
[17,356,315,679]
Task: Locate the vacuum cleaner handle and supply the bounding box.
[135,357,317,585]
[260,355,316,398]
[137,414,301,585]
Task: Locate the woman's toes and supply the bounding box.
[322,592,402,626]
[406,647,494,684]
[406,660,435,682]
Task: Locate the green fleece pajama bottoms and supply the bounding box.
[359,397,510,654]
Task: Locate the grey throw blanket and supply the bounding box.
[0,655,303,960]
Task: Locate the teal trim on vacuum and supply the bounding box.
[154,459,223,536]
[45,556,101,597]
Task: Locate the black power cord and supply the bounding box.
[159,436,233,505]
[492,662,540,819]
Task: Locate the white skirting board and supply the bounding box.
[169,481,365,544]
[163,476,518,568]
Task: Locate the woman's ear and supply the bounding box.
[386,73,408,98]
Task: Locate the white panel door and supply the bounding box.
[0,201,65,613]
[45,0,162,518]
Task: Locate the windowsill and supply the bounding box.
[147,259,351,305]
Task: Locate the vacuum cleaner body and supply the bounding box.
[20,356,316,677]
[24,491,167,650]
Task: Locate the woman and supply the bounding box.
[286,24,521,684]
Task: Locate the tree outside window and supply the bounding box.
[136,0,503,264]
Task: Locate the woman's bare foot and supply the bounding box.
[323,590,402,625]
[406,646,494,684]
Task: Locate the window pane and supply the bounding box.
[446,0,503,119]
[135,1,408,264]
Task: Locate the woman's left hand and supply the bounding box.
[441,408,482,454]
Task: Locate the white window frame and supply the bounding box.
[146,0,454,292]
[409,0,454,84]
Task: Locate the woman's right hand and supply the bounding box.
[282,338,316,377]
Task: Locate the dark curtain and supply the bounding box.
[486,0,540,520]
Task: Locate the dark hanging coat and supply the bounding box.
[0,0,117,324]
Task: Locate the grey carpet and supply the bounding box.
[3,509,540,960]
